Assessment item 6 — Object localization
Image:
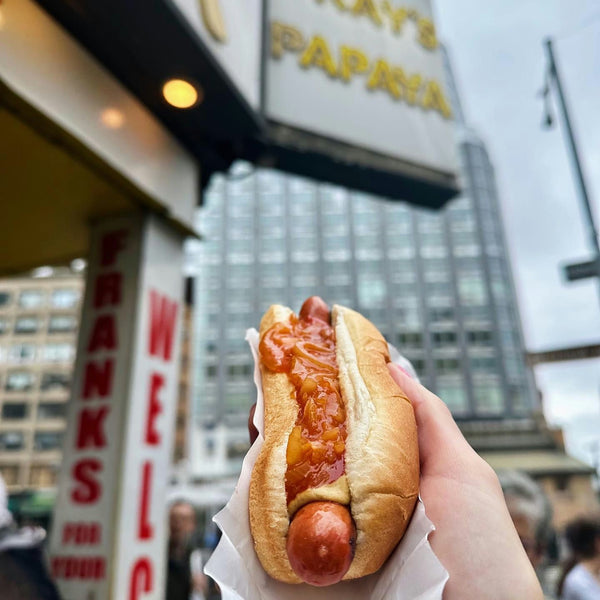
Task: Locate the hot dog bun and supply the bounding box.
[249,303,419,583]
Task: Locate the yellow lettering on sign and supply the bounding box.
[381,1,408,34]
[271,22,305,59]
[199,0,227,43]
[299,35,338,78]
[351,0,383,26]
[418,17,438,50]
[421,80,452,118]
[394,68,421,104]
[367,59,400,99]
[316,0,349,10]
[339,46,370,81]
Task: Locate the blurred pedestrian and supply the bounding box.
[499,469,555,596]
[0,475,61,599]
[166,500,208,600]
[557,514,600,600]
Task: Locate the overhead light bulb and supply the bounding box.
[100,108,125,129]
[162,79,202,109]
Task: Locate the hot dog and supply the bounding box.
[249,297,419,586]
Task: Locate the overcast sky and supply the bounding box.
[432,0,600,463]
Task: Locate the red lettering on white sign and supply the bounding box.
[138,462,154,540]
[82,360,114,399]
[52,556,106,580]
[129,557,153,600]
[71,459,102,504]
[87,314,118,352]
[145,373,163,445]
[94,272,123,309]
[76,407,110,449]
[148,290,178,361]
[62,522,102,545]
[100,229,128,267]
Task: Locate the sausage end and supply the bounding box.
[286,501,356,587]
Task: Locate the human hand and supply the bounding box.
[387,363,543,600]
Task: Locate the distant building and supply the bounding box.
[0,267,83,514]
[185,124,538,480]
[0,267,194,520]
[463,415,599,528]
[173,279,195,465]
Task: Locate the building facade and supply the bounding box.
[0,268,83,498]
[186,132,538,480]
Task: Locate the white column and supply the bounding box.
[48,213,184,600]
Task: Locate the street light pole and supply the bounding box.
[544,37,600,298]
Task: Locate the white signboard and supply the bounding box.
[49,214,183,600]
[266,0,457,177]
[171,0,263,109]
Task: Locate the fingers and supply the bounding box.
[387,363,478,476]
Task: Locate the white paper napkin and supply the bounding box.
[205,329,449,600]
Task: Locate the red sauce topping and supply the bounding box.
[259,313,346,504]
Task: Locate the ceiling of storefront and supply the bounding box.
[0,87,160,276]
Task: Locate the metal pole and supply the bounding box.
[544,38,600,271]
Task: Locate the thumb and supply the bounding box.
[387,363,478,476]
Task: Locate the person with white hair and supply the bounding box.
[499,469,555,597]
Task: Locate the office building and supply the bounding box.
[186,132,537,479]
[0,267,83,499]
